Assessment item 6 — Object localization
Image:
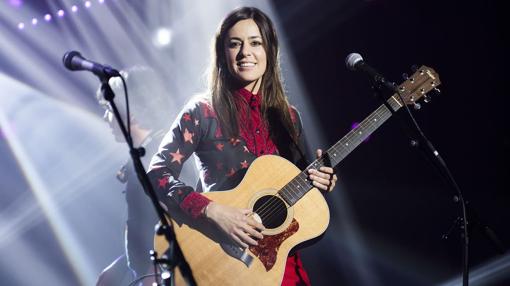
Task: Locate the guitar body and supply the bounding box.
[154,155,330,286]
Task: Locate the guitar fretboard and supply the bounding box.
[279,95,403,206]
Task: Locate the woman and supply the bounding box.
[148,7,337,285]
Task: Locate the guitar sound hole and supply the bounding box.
[253,195,287,229]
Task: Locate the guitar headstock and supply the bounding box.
[396,65,441,108]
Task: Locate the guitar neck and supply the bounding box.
[279,94,404,206]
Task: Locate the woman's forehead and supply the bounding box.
[227,19,261,39]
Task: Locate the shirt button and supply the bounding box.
[255,129,260,134]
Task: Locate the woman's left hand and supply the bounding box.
[308,149,338,192]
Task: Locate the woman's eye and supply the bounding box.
[228,42,241,48]
[251,41,262,46]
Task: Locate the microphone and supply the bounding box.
[62,51,120,79]
[345,53,397,92]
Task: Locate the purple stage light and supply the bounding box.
[85,1,91,8]
[8,0,23,8]
[44,14,52,21]
[351,122,371,142]
[57,9,65,17]
[98,0,105,3]
[72,5,78,12]
[17,22,24,30]
[32,18,38,25]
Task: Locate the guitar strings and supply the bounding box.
[253,137,355,226]
[253,163,315,220]
[254,162,324,226]
[253,105,390,227]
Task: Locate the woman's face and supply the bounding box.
[224,19,267,92]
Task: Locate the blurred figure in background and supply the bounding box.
[95,66,171,286]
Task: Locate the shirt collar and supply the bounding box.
[236,88,261,107]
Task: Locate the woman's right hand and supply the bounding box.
[204,202,265,248]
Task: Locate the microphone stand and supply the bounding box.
[98,74,178,286]
[368,76,501,286]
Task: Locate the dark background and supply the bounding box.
[273,0,509,285]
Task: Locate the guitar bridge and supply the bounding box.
[220,243,254,267]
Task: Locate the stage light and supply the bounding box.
[57,10,65,17]
[351,122,371,142]
[8,0,22,8]
[44,14,52,21]
[84,1,91,8]
[98,0,105,4]
[31,18,37,25]
[17,22,24,29]
[71,5,78,13]
[153,28,172,48]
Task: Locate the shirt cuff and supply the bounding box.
[179,192,212,219]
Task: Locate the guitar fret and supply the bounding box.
[286,180,300,201]
[280,185,297,205]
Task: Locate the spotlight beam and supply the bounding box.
[0,74,102,286]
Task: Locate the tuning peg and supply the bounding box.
[427,87,441,98]
[413,102,421,110]
[402,73,409,80]
[423,95,431,103]
[410,65,419,72]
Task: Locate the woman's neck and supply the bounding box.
[242,78,262,94]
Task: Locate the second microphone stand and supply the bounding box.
[370,76,472,286]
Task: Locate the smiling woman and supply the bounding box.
[147,6,337,286]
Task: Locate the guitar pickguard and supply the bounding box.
[249,218,299,271]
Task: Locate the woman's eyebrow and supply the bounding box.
[228,35,262,41]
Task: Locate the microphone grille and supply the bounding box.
[62,50,82,70]
[345,53,363,70]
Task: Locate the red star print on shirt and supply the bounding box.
[200,103,216,118]
[182,113,191,121]
[215,143,224,151]
[240,160,249,169]
[169,148,184,164]
[183,128,194,144]
[226,168,235,177]
[158,177,168,188]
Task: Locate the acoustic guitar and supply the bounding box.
[154,66,440,285]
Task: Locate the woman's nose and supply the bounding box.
[239,43,252,57]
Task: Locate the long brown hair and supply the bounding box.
[208,6,297,140]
